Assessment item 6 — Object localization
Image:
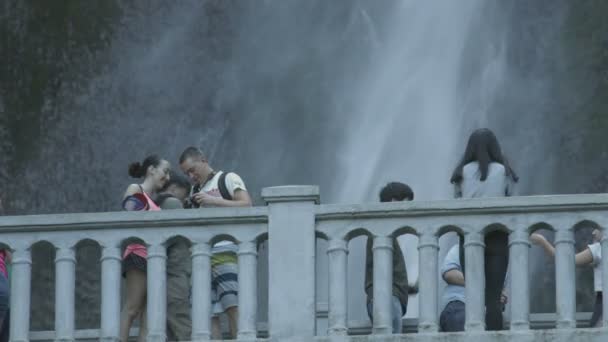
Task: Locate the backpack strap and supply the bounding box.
[218,172,233,201]
[459,233,465,276]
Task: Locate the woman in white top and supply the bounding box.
[447,128,519,331]
[450,128,518,198]
[531,229,603,327]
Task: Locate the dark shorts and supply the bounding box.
[440,300,465,332]
[122,254,147,277]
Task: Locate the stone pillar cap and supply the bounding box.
[262,185,320,204]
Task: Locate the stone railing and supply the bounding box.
[0,186,607,342]
[0,204,268,342]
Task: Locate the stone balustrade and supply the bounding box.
[0,186,607,341]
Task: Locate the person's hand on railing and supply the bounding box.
[408,278,419,294]
[529,233,547,246]
[500,289,508,305]
[529,233,556,258]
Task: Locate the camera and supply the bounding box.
[186,185,202,209]
[184,196,198,209]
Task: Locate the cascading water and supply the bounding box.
[1,0,598,332]
[325,0,490,323]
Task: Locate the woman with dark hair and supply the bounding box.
[450,128,518,198]
[120,155,170,342]
[440,129,518,332]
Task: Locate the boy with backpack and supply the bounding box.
[179,147,253,339]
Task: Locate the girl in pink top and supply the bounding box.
[120,155,170,342]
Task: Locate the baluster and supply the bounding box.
[146,244,167,342]
[327,238,348,336]
[418,232,439,332]
[602,232,608,327]
[238,240,258,339]
[191,242,212,341]
[10,248,32,342]
[464,232,485,332]
[372,236,393,334]
[509,228,530,330]
[554,228,576,329]
[55,246,76,342]
[100,244,122,342]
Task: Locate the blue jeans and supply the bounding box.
[366,295,404,333]
[440,300,465,332]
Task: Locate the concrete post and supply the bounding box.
[262,185,319,340]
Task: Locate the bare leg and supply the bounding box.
[137,303,147,342]
[120,269,147,342]
[225,307,238,339]
[211,316,222,340]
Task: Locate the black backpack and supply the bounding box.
[217,171,233,200]
[188,171,233,208]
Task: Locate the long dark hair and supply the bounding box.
[128,155,162,178]
[450,129,518,184]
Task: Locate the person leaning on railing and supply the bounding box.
[442,128,519,332]
[531,230,603,327]
[120,155,171,342]
[179,146,253,340]
[155,171,193,341]
[364,182,418,334]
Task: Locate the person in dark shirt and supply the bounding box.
[156,172,193,341]
[365,182,417,333]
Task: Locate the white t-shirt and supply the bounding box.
[456,161,513,198]
[196,171,247,200]
[588,243,603,292]
[193,171,248,249]
[440,244,510,311]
